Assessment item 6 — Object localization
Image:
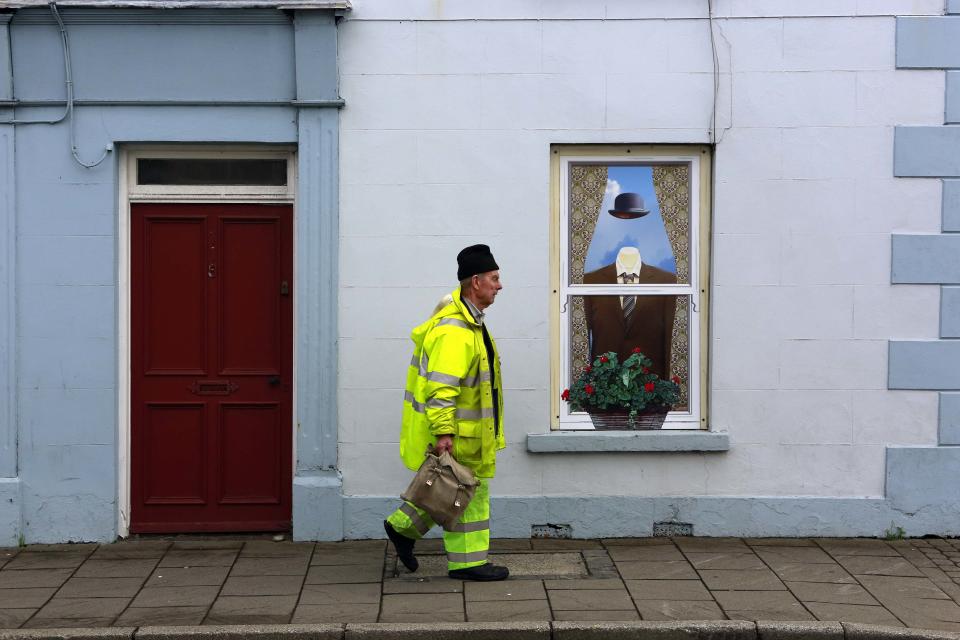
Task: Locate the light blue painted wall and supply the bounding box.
[896,16,960,68]
[2,7,338,545]
[889,340,960,389]
[944,180,960,231]
[942,286,960,337]
[939,393,960,445]
[894,126,960,177]
[890,234,960,283]
[947,72,960,124]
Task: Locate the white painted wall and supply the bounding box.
[337,0,943,500]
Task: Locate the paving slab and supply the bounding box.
[379,593,464,623]
[0,610,35,629]
[114,607,208,626]
[466,599,553,621]
[686,553,767,571]
[382,577,463,594]
[231,557,310,576]
[884,597,960,628]
[204,596,298,625]
[90,542,171,560]
[56,577,145,598]
[131,586,220,608]
[552,610,640,621]
[305,564,382,584]
[32,597,130,619]
[806,603,905,625]
[147,566,229,587]
[75,560,159,578]
[607,546,686,563]
[634,600,727,621]
[415,553,587,578]
[817,540,901,557]
[602,538,675,546]
[753,547,836,568]
[171,540,244,551]
[549,589,634,611]
[530,539,603,551]
[4,554,88,571]
[543,578,626,590]
[858,575,951,600]
[624,579,713,601]
[616,561,699,580]
[23,545,97,553]
[0,569,73,589]
[836,556,926,578]
[772,563,857,584]
[0,588,57,609]
[158,550,238,568]
[220,575,304,596]
[299,583,381,605]
[746,539,817,547]
[699,570,786,591]
[465,580,546,601]
[291,604,379,623]
[311,549,382,566]
[787,581,879,606]
[22,617,116,628]
[490,540,533,551]
[239,542,314,558]
[713,590,812,620]
[674,538,753,554]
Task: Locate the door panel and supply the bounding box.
[131,203,293,533]
[219,403,282,504]
[143,404,206,504]
[220,219,281,374]
[143,217,207,374]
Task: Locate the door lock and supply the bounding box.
[280,280,289,296]
[268,376,281,386]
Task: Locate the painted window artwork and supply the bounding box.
[557,150,707,430]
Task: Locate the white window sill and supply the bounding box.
[526,430,730,453]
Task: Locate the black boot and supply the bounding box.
[448,563,509,581]
[384,520,418,572]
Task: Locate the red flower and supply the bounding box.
[671,375,682,385]
[632,347,642,354]
[644,382,655,393]
[599,355,609,363]
[561,389,570,401]
[642,367,650,374]
[583,365,592,373]
[585,384,595,395]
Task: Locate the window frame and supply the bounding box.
[550,144,712,431]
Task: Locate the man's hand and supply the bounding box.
[435,434,454,454]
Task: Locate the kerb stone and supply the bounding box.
[0,629,135,640]
[135,624,344,640]
[345,622,550,640]
[757,621,844,640]
[551,621,757,640]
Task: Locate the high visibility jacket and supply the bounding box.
[400,287,506,478]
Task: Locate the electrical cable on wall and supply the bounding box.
[1,2,112,168]
[706,0,732,146]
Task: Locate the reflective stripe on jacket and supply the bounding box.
[399,287,505,478]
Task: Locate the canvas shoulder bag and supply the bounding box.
[401,446,478,531]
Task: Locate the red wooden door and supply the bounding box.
[131,203,293,532]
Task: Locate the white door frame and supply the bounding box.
[117,145,297,537]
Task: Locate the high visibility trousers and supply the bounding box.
[386,478,490,571]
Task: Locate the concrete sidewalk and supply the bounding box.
[2,536,960,632]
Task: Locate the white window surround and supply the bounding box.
[533,144,726,453]
[117,145,297,537]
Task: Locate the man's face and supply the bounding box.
[473,270,502,309]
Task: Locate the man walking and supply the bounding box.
[384,244,508,581]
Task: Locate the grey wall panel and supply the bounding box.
[894,126,960,177]
[942,286,960,337]
[945,180,960,231]
[0,124,14,480]
[0,16,12,101]
[886,446,960,513]
[897,16,960,69]
[293,11,338,101]
[889,340,960,389]
[949,0,960,14]
[891,233,960,283]
[948,72,960,124]
[10,11,296,102]
[940,393,960,445]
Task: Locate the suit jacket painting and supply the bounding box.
[582,262,677,378]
